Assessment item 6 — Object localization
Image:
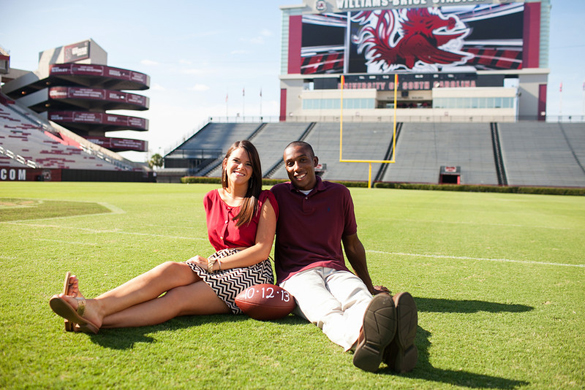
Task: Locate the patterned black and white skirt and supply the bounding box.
[187,248,274,314]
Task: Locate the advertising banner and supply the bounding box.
[0,168,61,182]
[48,87,148,109]
[85,136,147,151]
[50,64,149,86]
[63,40,90,63]
[48,111,148,130]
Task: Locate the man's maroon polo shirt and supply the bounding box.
[270,176,358,284]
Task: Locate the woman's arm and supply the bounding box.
[188,199,277,271]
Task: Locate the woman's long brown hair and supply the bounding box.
[221,140,262,227]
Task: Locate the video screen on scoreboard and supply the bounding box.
[300,3,525,74]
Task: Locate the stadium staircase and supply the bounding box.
[490,122,508,186]
[272,122,396,181]
[558,122,585,176]
[202,123,268,177]
[247,123,267,141]
[263,122,316,178]
[374,122,402,183]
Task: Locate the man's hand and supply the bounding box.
[373,285,391,295]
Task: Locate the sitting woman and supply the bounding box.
[49,140,278,333]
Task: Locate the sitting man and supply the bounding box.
[270,141,418,373]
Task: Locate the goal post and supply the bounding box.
[339,74,398,188]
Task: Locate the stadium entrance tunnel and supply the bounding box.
[439,166,461,185]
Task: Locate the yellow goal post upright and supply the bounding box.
[339,74,398,188]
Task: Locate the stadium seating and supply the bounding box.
[382,123,499,185]
[164,120,585,188]
[247,122,313,177]
[0,99,128,171]
[498,122,585,187]
[269,122,395,181]
[0,104,40,168]
[168,123,264,177]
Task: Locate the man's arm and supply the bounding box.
[342,233,389,295]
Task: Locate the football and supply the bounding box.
[235,284,296,321]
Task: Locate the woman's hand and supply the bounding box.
[186,255,208,268]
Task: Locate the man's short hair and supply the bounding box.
[285,141,315,158]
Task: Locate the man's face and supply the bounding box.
[283,144,318,191]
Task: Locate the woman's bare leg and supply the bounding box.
[55,261,198,328]
[101,280,230,328]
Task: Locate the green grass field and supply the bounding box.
[1,182,583,389]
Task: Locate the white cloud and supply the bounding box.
[190,84,210,91]
[141,59,159,66]
[249,37,265,44]
[241,29,275,45]
[151,83,165,91]
[181,68,205,75]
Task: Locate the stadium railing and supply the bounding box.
[202,114,585,124]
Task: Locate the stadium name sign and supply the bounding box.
[336,0,489,10]
[342,73,479,91]
[0,168,26,181]
[341,79,477,91]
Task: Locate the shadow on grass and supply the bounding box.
[378,297,533,388]
[86,313,308,350]
[379,327,529,389]
[85,298,531,388]
[415,297,534,314]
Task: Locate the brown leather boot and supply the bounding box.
[383,292,418,373]
[353,294,397,372]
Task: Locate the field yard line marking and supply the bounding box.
[387,218,573,230]
[367,250,585,268]
[2,222,204,240]
[0,198,125,221]
[111,231,206,240]
[98,202,126,214]
[32,238,98,246]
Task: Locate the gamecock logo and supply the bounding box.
[353,8,472,72]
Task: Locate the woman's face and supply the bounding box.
[224,147,253,187]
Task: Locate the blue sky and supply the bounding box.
[1,0,583,161]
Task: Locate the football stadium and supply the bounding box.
[1,0,584,389]
[1,0,584,188]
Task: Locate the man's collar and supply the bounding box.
[289,176,324,194]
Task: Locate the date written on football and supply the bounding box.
[243,285,291,302]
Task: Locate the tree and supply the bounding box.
[148,153,163,169]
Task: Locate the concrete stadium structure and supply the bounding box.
[2,1,583,187]
[279,0,550,122]
[2,39,150,154]
[0,39,153,181]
